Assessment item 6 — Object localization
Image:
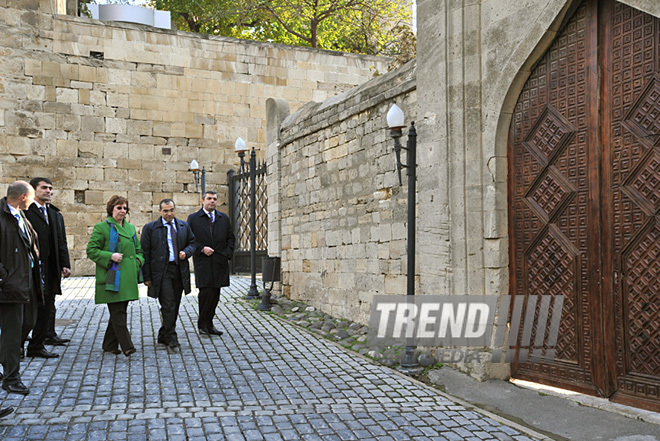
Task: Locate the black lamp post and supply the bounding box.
[235,137,260,300]
[387,104,423,375]
[190,160,206,195]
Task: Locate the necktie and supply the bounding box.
[209,211,215,223]
[167,221,179,264]
[40,206,49,224]
[15,214,33,268]
[15,213,27,238]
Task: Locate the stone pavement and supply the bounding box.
[0,277,542,441]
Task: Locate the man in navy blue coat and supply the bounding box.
[187,191,235,336]
[141,199,197,349]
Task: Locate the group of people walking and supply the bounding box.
[0,180,235,416]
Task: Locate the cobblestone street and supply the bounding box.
[0,277,538,440]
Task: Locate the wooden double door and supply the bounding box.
[508,0,660,409]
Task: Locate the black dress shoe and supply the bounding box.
[44,336,70,346]
[123,347,137,357]
[0,407,14,418]
[103,348,121,355]
[199,328,211,336]
[2,382,29,395]
[168,341,180,349]
[208,327,224,336]
[26,348,59,359]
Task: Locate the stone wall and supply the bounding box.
[268,61,416,325]
[0,3,388,275]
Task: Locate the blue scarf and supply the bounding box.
[105,221,121,292]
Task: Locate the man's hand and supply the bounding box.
[62,268,71,278]
[179,251,186,260]
[144,281,151,287]
[202,246,214,256]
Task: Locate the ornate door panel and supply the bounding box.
[603,1,660,409]
[509,0,660,409]
[508,0,601,395]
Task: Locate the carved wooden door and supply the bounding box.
[508,0,660,409]
[603,0,660,409]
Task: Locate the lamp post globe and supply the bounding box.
[386,104,422,375]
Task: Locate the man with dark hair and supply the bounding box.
[24,177,71,359]
[187,191,235,336]
[0,181,42,395]
[141,199,197,349]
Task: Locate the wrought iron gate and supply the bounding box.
[228,160,268,274]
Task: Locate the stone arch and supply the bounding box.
[491,0,582,164]
[491,0,659,165]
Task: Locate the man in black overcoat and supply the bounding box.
[24,178,71,359]
[0,180,43,396]
[187,191,235,336]
[141,199,197,349]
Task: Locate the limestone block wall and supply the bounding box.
[0,4,388,275]
[270,61,416,324]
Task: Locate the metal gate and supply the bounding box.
[228,159,268,274]
[508,0,660,411]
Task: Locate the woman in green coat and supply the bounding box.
[86,195,144,356]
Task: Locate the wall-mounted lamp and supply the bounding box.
[190,159,206,195]
[387,103,422,376]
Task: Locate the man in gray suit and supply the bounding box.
[141,199,197,349]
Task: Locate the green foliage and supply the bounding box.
[147,0,416,64]
[79,0,93,17]
[147,0,263,35]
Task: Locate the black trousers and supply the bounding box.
[102,301,134,353]
[27,287,55,351]
[0,275,37,385]
[158,263,183,344]
[198,287,221,331]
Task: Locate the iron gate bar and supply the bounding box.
[228,159,268,274]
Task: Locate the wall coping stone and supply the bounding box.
[57,14,389,64]
[280,59,416,146]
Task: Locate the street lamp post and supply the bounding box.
[235,137,260,300]
[190,160,206,195]
[387,104,423,375]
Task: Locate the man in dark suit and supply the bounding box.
[141,199,197,349]
[187,191,235,336]
[0,180,42,395]
[24,178,71,359]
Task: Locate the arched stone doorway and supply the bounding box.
[508,0,660,410]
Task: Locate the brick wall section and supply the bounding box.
[270,61,416,324]
[0,5,388,275]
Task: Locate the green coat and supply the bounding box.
[86,217,144,304]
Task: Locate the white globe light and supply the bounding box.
[190,159,199,171]
[235,137,247,153]
[387,104,405,128]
